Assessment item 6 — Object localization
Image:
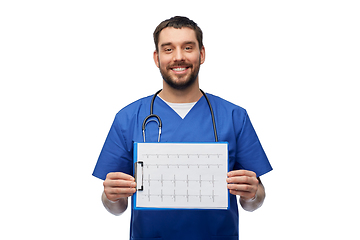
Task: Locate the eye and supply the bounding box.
[164,48,173,53]
[185,46,193,51]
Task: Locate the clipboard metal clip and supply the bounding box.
[135,161,144,191]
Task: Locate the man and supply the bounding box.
[93,16,272,240]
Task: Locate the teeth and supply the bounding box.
[173,67,186,71]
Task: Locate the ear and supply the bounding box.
[153,50,160,68]
[200,46,205,65]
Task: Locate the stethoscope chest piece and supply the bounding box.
[142,114,162,142]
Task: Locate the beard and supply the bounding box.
[159,57,201,90]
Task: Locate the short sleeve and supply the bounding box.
[92,114,133,180]
[234,110,272,177]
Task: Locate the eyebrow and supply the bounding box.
[160,41,197,48]
[160,42,172,48]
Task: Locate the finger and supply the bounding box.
[106,186,137,195]
[229,189,246,196]
[105,186,137,199]
[106,190,136,200]
[229,189,255,199]
[104,179,137,188]
[106,172,135,181]
[227,183,256,192]
[226,176,259,185]
[227,184,257,199]
[227,170,256,178]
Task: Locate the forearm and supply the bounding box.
[102,191,128,216]
[240,182,265,212]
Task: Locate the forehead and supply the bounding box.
[158,27,198,46]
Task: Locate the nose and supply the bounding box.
[173,48,185,62]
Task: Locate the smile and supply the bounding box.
[172,67,187,71]
[170,66,191,74]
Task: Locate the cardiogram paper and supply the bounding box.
[134,142,228,209]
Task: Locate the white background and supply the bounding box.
[1,1,359,239]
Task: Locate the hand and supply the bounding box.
[103,172,136,202]
[227,170,259,201]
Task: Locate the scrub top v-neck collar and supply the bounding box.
[157,96,198,119]
[154,96,204,120]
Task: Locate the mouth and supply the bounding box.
[172,67,188,71]
[169,65,191,74]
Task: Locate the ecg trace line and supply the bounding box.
[143,189,217,202]
[143,174,217,187]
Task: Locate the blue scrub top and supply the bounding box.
[93,93,272,240]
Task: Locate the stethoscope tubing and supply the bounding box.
[200,89,218,142]
[142,89,218,142]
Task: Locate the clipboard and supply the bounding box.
[133,142,229,210]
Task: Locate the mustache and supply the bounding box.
[167,63,193,69]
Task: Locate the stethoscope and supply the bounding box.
[142,89,218,143]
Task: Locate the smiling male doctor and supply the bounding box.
[93,16,272,240]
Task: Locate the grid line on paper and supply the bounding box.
[142,153,223,159]
[145,163,222,169]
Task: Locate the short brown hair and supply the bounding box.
[153,16,203,52]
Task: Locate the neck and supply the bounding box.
[159,80,203,103]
